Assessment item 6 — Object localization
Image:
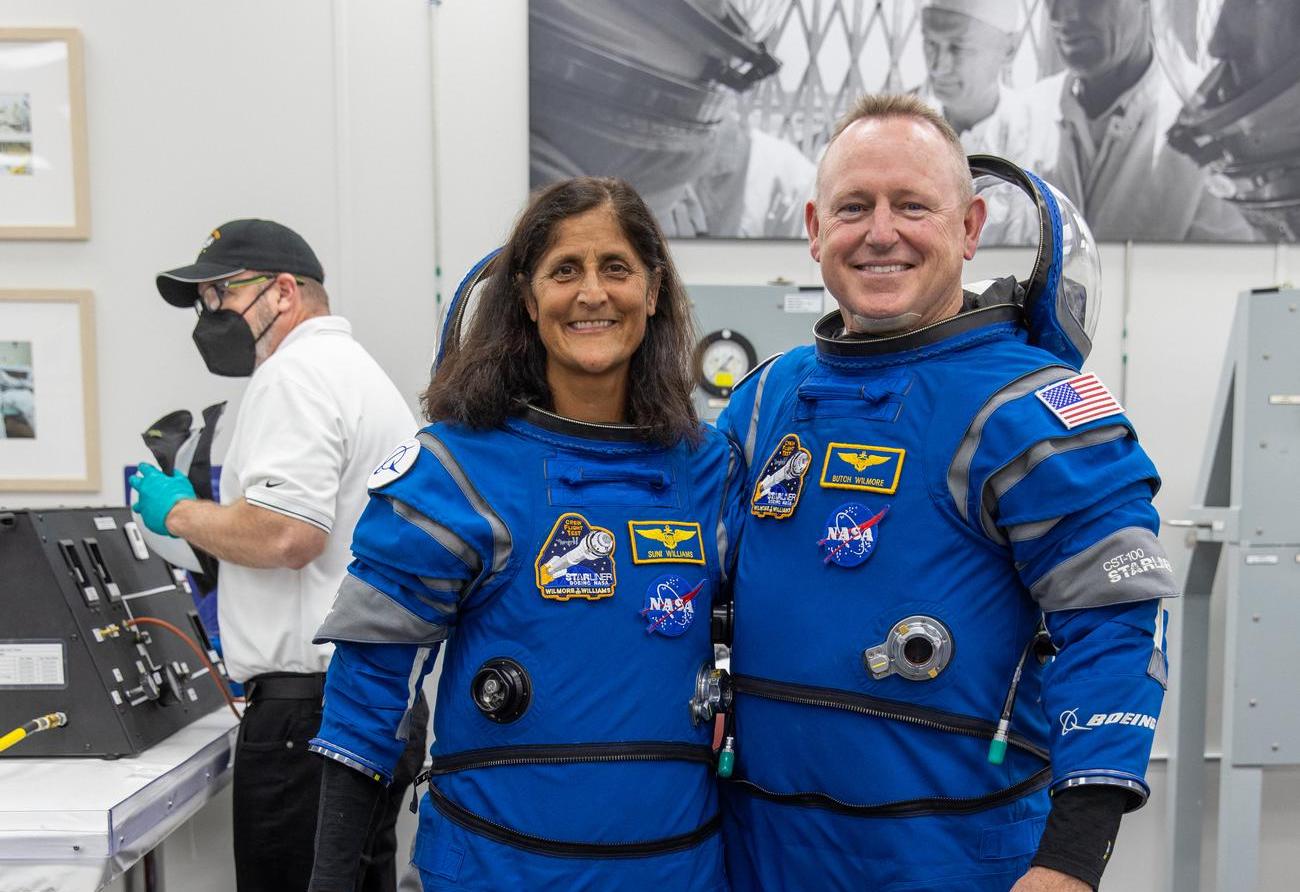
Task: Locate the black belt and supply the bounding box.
[244,672,327,702]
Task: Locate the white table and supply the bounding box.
[0,709,238,892]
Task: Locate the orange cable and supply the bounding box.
[125,616,243,720]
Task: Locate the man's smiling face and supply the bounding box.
[806,116,985,334]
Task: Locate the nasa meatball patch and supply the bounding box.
[639,573,704,637]
[818,502,889,567]
[751,433,812,520]
[535,512,617,601]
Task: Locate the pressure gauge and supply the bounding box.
[694,329,757,398]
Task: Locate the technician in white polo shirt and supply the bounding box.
[130,218,425,892]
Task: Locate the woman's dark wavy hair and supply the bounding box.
[422,176,700,447]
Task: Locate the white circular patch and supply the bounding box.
[368,437,420,490]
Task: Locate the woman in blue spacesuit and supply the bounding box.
[307,177,740,892]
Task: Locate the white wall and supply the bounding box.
[3,0,1298,889]
[0,0,438,510]
[0,1,437,889]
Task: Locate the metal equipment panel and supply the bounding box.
[1226,546,1300,766]
[0,508,231,758]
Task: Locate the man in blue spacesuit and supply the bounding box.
[716,94,1177,891]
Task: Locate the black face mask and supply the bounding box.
[191,283,280,377]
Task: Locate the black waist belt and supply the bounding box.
[727,673,1052,818]
[412,741,719,858]
[244,672,327,702]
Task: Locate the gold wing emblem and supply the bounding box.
[636,525,698,551]
[837,451,891,472]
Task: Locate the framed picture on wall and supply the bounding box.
[0,28,89,239]
[0,290,99,491]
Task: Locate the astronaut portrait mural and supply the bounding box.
[528,0,1300,243]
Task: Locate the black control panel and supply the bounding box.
[0,507,230,757]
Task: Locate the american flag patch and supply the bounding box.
[1035,373,1123,429]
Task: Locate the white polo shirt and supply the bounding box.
[217,315,416,682]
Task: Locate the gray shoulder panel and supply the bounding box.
[978,423,1130,542]
[947,365,1076,524]
[417,431,512,579]
[396,645,433,739]
[715,440,741,586]
[389,497,482,575]
[1006,516,1063,543]
[1030,526,1180,612]
[734,351,782,392]
[419,576,466,594]
[743,355,782,467]
[314,574,452,645]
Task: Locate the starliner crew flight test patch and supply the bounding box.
[535,513,617,601]
[751,434,812,519]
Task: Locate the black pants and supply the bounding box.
[233,672,429,892]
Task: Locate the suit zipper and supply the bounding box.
[425,777,721,858]
[728,673,1053,817]
[733,674,1048,760]
[410,740,721,856]
[426,741,713,775]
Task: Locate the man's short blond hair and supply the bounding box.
[820,93,973,202]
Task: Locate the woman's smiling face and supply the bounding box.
[526,204,659,389]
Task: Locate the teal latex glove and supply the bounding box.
[128,462,196,537]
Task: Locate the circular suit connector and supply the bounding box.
[690,663,733,725]
[471,657,532,723]
[863,616,954,682]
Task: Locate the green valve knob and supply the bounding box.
[987,737,1007,766]
[717,749,735,778]
[717,735,736,778]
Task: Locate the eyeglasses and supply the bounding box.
[195,275,275,315]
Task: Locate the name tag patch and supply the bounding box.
[535,513,616,601]
[819,443,904,494]
[751,434,812,520]
[628,520,705,565]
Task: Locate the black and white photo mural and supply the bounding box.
[528,0,1300,243]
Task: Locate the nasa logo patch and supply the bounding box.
[751,434,813,520]
[368,438,420,490]
[535,513,617,601]
[640,573,704,637]
[819,442,905,493]
[819,502,889,567]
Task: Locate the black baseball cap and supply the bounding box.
[155,219,325,308]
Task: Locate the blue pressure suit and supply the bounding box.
[716,305,1178,890]
[309,407,740,891]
